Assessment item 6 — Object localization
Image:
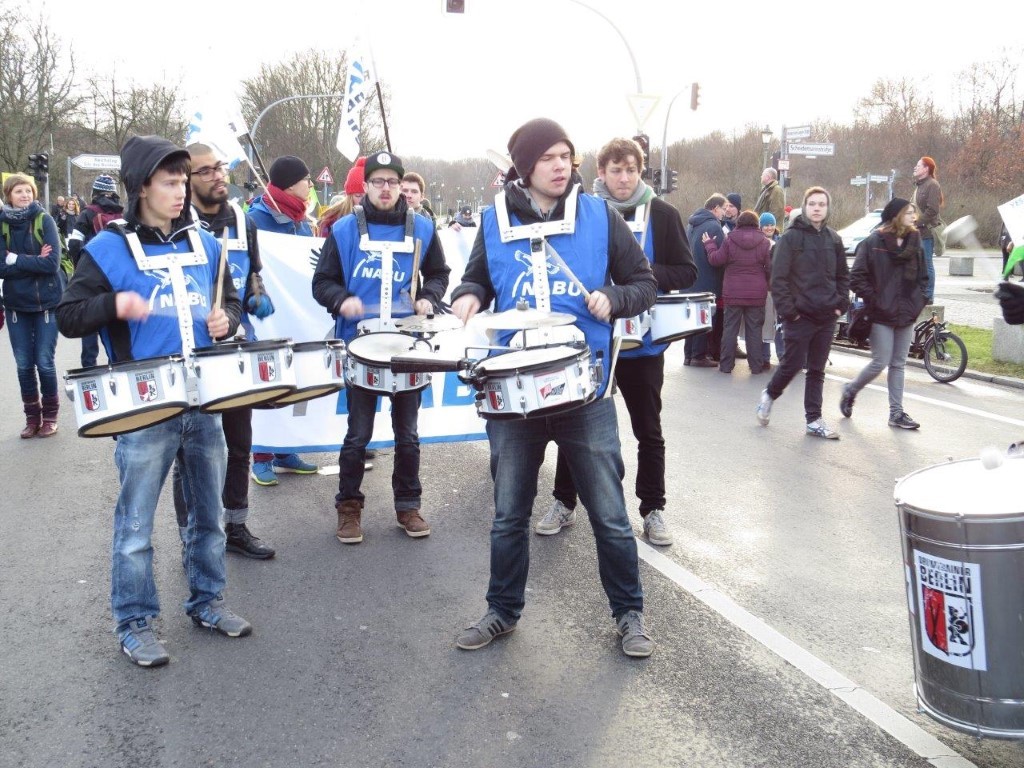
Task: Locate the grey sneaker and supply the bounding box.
[806,418,840,439]
[616,610,654,658]
[888,411,920,430]
[839,386,855,418]
[456,609,517,650]
[189,600,253,638]
[642,509,673,546]
[119,617,169,667]
[756,389,773,426]
[535,499,577,535]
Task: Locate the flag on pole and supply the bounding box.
[336,38,376,161]
[185,103,249,168]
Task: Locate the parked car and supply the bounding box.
[837,209,883,254]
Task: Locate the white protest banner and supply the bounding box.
[336,38,376,162]
[997,192,1024,244]
[249,229,487,452]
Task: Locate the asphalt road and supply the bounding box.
[2,258,1022,768]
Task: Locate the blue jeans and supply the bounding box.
[846,322,914,415]
[111,409,228,630]
[486,397,643,622]
[336,387,422,510]
[922,238,935,302]
[6,309,59,399]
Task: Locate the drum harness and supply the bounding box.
[354,206,418,333]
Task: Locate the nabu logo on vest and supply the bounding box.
[144,269,207,311]
[229,262,245,291]
[510,248,582,300]
[353,251,408,283]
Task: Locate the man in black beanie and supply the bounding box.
[450,118,658,658]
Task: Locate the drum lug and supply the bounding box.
[108,377,117,396]
[285,348,293,368]
[64,379,75,403]
[236,349,245,374]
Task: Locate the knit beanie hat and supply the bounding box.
[344,157,366,194]
[759,212,776,227]
[881,197,911,224]
[726,192,742,210]
[364,151,404,180]
[507,118,575,180]
[269,155,309,189]
[93,174,118,193]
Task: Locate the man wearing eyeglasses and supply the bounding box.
[167,144,278,560]
[245,156,320,485]
[312,150,450,546]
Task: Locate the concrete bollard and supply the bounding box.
[992,318,1024,364]
[949,256,974,276]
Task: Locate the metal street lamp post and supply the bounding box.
[761,125,773,173]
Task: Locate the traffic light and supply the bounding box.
[690,82,700,111]
[445,0,465,12]
[651,168,662,192]
[771,150,781,172]
[37,152,48,175]
[28,154,39,175]
[665,169,679,194]
[632,133,650,172]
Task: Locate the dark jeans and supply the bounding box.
[486,397,642,622]
[721,305,765,372]
[554,353,666,514]
[173,407,253,529]
[336,387,421,511]
[766,316,836,423]
[683,300,723,360]
[81,333,100,368]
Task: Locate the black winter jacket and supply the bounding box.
[849,229,927,327]
[770,215,850,322]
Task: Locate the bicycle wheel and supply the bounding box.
[923,332,967,383]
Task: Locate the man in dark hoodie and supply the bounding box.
[67,174,125,367]
[449,118,658,658]
[57,135,252,667]
[755,185,849,439]
[684,193,727,366]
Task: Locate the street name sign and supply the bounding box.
[785,125,812,140]
[71,154,121,170]
[788,142,835,157]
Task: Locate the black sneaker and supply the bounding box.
[839,387,855,418]
[225,523,276,559]
[888,411,920,430]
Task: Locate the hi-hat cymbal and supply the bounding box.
[483,307,576,330]
[393,314,464,333]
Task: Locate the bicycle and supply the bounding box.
[834,309,967,383]
[909,311,967,383]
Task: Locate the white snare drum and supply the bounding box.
[64,356,188,437]
[614,314,648,350]
[469,345,596,419]
[345,332,431,394]
[192,339,296,412]
[268,339,347,406]
[649,292,716,345]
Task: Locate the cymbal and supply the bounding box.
[483,307,576,330]
[393,314,464,333]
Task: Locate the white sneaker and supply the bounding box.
[756,389,773,426]
[535,499,577,535]
[642,509,673,546]
[806,418,840,439]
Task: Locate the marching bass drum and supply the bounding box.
[192,338,296,412]
[264,339,347,407]
[648,291,716,345]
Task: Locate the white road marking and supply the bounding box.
[637,542,977,768]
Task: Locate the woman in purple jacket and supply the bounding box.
[704,210,772,373]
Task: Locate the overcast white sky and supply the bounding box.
[44,0,1015,161]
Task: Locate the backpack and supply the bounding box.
[1,212,73,283]
[89,207,124,236]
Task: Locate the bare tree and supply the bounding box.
[81,74,189,153]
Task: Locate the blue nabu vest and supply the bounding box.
[86,228,220,362]
[482,192,615,397]
[331,208,436,343]
[619,203,666,359]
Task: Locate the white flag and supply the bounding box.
[336,38,376,161]
[185,103,248,169]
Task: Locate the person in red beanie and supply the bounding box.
[318,158,367,237]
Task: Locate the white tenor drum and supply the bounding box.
[192,339,296,412]
[648,292,716,345]
[265,339,347,407]
[64,356,189,437]
[345,332,431,394]
[468,345,596,419]
[613,314,648,351]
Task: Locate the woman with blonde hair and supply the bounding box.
[840,198,928,429]
[0,173,63,437]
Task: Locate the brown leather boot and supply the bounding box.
[336,500,363,544]
[396,509,431,538]
[37,395,60,437]
[20,397,41,439]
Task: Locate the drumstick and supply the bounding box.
[214,232,228,310]
[410,238,422,309]
[543,243,591,301]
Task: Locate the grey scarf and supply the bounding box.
[592,178,654,213]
